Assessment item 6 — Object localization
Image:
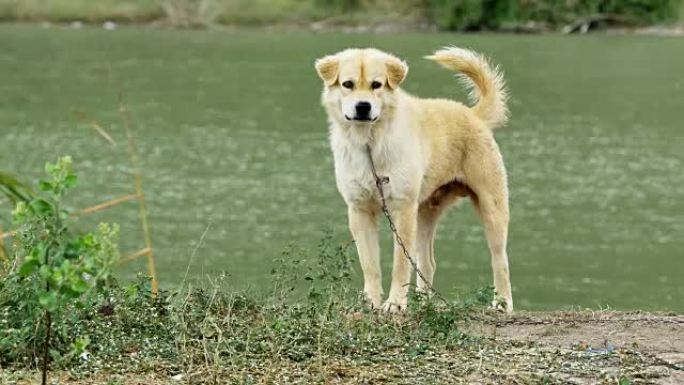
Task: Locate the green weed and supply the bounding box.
[1,157,119,383]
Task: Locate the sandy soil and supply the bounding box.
[467,311,684,384]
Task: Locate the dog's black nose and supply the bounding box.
[355,101,371,118]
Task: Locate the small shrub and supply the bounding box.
[0,156,119,381]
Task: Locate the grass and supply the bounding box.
[1,230,491,382]
[2,240,677,384]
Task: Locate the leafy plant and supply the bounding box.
[1,156,119,384]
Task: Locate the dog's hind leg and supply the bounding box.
[465,141,513,312]
[471,190,513,312]
[416,206,440,294]
[348,206,383,308]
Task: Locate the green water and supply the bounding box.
[1,25,683,311]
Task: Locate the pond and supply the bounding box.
[1,25,682,311]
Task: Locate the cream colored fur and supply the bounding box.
[315,47,513,312]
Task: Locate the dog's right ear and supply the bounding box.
[385,56,408,89]
[315,55,339,86]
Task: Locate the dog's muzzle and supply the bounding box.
[345,101,377,122]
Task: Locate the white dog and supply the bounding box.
[315,47,512,312]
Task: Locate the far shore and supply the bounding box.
[2,20,683,37]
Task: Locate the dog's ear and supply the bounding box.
[315,54,339,86]
[385,56,408,89]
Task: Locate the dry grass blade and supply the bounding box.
[119,247,153,264]
[117,92,158,294]
[76,194,140,216]
[75,110,116,146]
[180,221,212,289]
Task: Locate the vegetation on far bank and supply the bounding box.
[0,0,682,31]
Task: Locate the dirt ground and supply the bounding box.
[2,311,682,384]
[478,311,683,359]
[466,310,684,384]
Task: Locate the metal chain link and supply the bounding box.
[365,144,449,305]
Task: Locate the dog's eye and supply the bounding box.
[371,81,382,90]
[342,81,354,89]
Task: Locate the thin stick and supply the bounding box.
[119,247,152,264]
[76,194,139,215]
[118,95,158,295]
[4,191,138,244]
[75,110,116,145]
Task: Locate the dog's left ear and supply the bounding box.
[315,55,339,86]
[385,56,408,89]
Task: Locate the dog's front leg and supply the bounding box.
[348,206,383,308]
[382,201,418,312]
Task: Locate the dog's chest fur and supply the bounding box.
[329,121,424,208]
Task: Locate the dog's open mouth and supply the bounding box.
[345,115,378,122]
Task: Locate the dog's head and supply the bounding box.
[315,48,408,125]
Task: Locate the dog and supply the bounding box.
[314,47,513,312]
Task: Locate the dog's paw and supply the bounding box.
[382,289,408,313]
[381,301,403,313]
[492,296,513,313]
[381,298,407,313]
[364,292,383,310]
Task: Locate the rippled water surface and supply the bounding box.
[1,26,683,310]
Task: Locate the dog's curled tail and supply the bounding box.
[425,47,509,129]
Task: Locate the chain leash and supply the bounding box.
[364,144,449,305]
